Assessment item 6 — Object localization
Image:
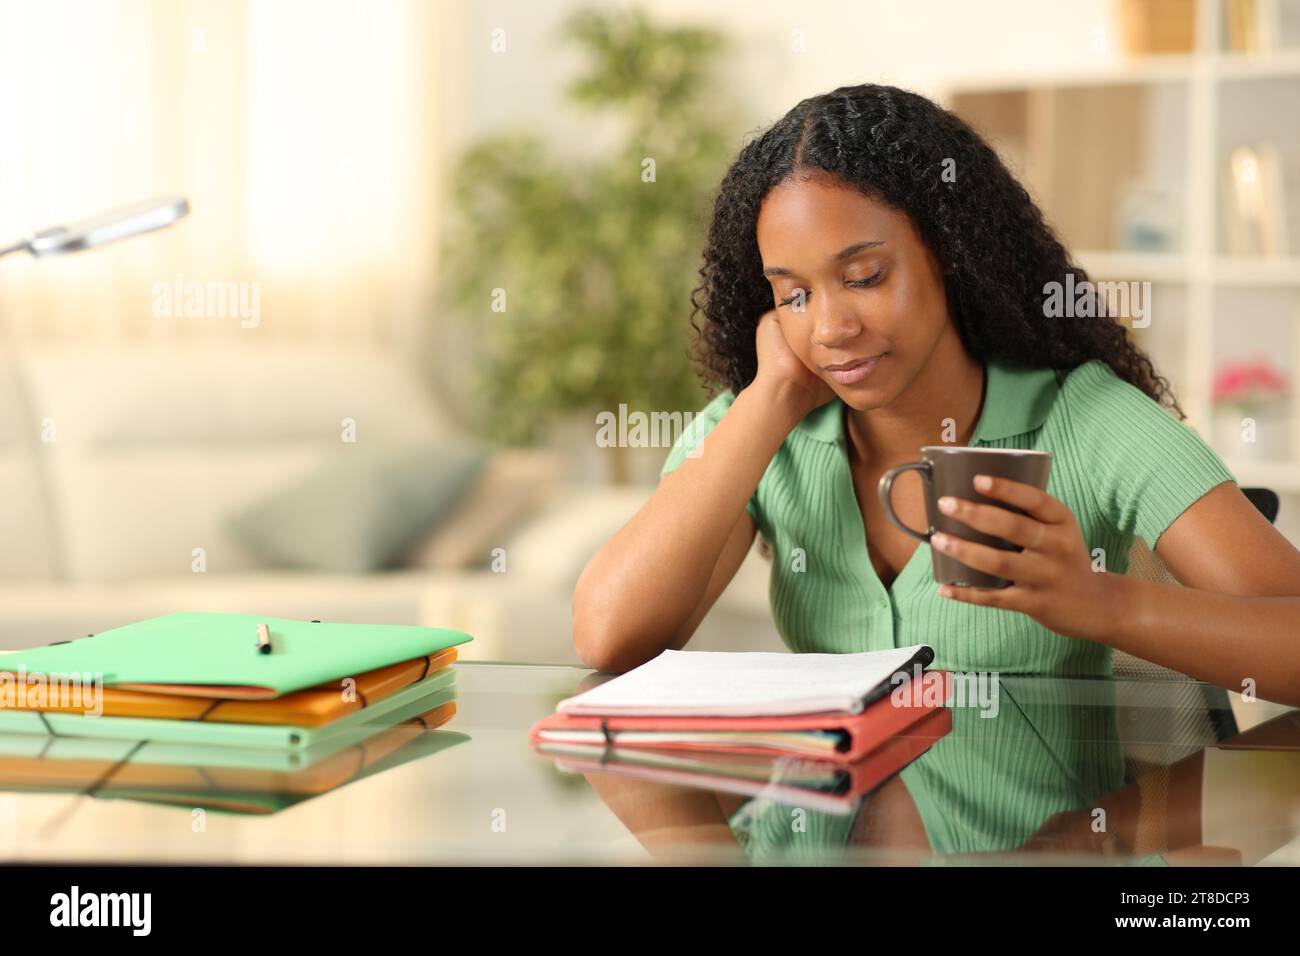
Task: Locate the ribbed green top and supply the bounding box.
[661,358,1237,678]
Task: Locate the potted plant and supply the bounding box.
[1211,357,1291,460]
[439,8,735,483]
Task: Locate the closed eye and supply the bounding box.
[776,272,884,308]
[848,271,885,289]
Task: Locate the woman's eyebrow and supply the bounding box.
[831,239,886,261]
[761,240,886,277]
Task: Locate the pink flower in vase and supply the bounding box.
[1212,356,1290,412]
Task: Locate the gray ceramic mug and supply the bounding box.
[877,446,1053,589]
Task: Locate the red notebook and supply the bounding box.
[530,670,953,764]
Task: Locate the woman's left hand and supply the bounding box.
[931,473,1123,641]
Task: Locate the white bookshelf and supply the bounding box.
[947,0,1300,530]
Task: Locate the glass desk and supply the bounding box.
[2,663,1297,866]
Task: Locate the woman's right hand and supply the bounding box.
[752,308,835,417]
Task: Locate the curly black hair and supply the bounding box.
[689,83,1183,418]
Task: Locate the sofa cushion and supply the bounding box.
[404,449,569,570]
[227,440,488,573]
[0,357,58,578]
[502,484,653,592]
[16,346,449,446]
[14,345,454,581]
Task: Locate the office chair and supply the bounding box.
[1112,486,1280,775]
[1242,487,1280,524]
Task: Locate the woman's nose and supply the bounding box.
[810,296,864,349]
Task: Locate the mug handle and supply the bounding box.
[877,461,934,543]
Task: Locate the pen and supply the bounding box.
[256,622,271,654]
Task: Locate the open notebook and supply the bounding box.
[556,645,934,717]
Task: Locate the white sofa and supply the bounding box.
[0,346,782,663]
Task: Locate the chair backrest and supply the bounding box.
[1111,485,1278,773]
[1114,485,1278,681]
[1242,487,1280,524]
[10,346,453,583]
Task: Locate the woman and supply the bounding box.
[572,84,1300,705]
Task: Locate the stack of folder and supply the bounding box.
[530,646,953,814]
[0,612,473,813]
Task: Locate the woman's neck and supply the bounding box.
[844,330,986,466]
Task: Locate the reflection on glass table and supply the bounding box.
[1,663,1295,866]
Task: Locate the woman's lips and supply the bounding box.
[823,353,885,385]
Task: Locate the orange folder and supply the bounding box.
[4,648,456,727]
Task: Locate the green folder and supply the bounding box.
[1,612,472,696]
[0,668,457,749]
[0,675,458,769]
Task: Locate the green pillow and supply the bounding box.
[228,441,489,573]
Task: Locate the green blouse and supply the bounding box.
[660,358,1237,678]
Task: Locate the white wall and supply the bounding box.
[437,0,1120,158]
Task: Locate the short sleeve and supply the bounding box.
[659,390,763,525]
[1059,360,1236,548]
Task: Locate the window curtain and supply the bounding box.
[0,0,442,347]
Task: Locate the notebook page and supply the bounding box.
[558,646,931,717]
